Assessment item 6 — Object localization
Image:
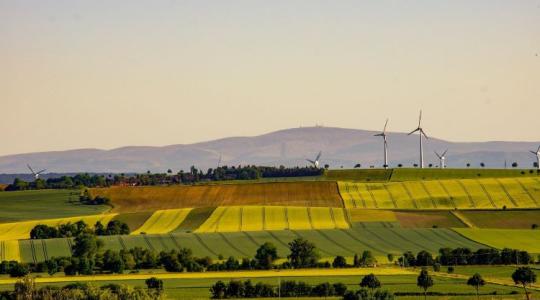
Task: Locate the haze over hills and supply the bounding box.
[0,127,539,175]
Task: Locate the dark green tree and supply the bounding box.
[287,238,319,268]
[511,267,537,300]
[254,242,278,269]
[417,269,434,300]
[467,273,485,300]
[360,273,381,297]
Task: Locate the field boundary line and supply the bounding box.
[400,183,419,209]
[67,238,73,252]
[352,184,366,208]
[420,181,437,208]
[291,230,334,257]
[158,235,169,251]
[306,208,314,230]
[316,230,356,255]
[449,228,495,249]
[381,184,398,208]
[261,207,266,231]
[168,234,182,251]
[515,178,538,206]
[432,272,540,291]
[193,234,219,257]
[342,182,355,208]
[0,241,4,261]
[41,240,48,261]
[117,236,127,250]
[142,235,155,252]
[267,231,290,249]
[432,229,479,249]
[242,231,260,248]
[329,208,337,229]
[206,207,227,233]
[476,180,497,208]
[437,181,457,209]
[218,233,250,257]
[387,228,426,249]
[284,207,290,230]
[29,240,37,264]
[449,211,475,228]
[456,180,476,208]
[239,207,243,231]
[343,208,353,228]
[365,184,379,208]
[358,227,404,251]
[339,229,386,254]
[410,229,447,249]
[495,179,518,207]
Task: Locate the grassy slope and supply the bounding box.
[0,190,110,223]
[460,210,540,229]
[18,227,487,263]
[453,228,540,253]
[391,168,540,181]
[0,273,526,299]
[91,181,343,213]
[325,169,393,182]
[173,207,217,233]
[111,212,153,232]
[394,211,466,228]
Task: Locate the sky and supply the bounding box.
[1,0,539,156]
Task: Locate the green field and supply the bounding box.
[0,189,110,223]
[339,177,540,209]
[17,227,486,263]
[453,228,540,253]
[390,168,540,181]
[0,273,528,299]
[460,210,540,229]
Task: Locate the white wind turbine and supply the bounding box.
[306,151,322,168]
[408,110,429,168]
[374,118,389,169]
[434,149,448,169]
[530,146,540,169]
[27,164,46,180]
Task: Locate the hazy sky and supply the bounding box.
[1,1,539,156]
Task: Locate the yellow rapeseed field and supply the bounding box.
[131,208,192,235]
[0,267,413,285]
[0,240,20,261]
[0,214,117,241]
[195,206,350,233]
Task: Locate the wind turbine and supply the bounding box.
[530,145,540,169]
[217,153,222,168]
[434,149,448,169]
[374,118,389,169]
[306,151,322,168]
[408,110,428,168]
[27,164,46,180]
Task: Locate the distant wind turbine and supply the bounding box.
[408,110,428,168]
[217,153,222,168]
[434,149,448,169]
[374,118,389,169]
[530,146,540,169]
[306,151,322,168]
[27,164,46,180]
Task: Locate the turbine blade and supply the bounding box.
[383,118,389,133]
[316,151,322,161]
[306,159,315,164]
[421,129,428,139]
[374,133,383,137]
[442,149,448,156]
[418,110,422,127]
[434,151,441,158]
[408,128,420,135]
[27,164,35,174]
[537,145,540,152]
[531,151,538,155]
[37,169,47,174]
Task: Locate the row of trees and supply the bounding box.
[398,247,536,267]
[0,276,164,300]
[30,220,130,239]
[4,165,324,191]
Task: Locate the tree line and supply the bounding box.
[4,165,323,191]
[30,220,130,239]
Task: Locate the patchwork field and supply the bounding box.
[390,168,540,181]
[339,177,540,209]
[394,211,466,228]
[194,206,350,233]
[0,240,20,261]
[325,169,393,182]
[90,181,343,212]
[0,213,117,241]
[17,227,487,263]
[0,189,110,223]
[460,210,540,229]
[454,228,540,253]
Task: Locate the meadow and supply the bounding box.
[453,228,540,254]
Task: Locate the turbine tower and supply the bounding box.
[306,151,322,168]
[408,110,428,168]
[434,149,448,169]
[374,118,389,169]
[27,164,46,180]
[530,146,540,169]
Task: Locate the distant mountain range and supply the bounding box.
[0,127,539,176]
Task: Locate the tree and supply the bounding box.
[210,280,227,299]
[480,162,485,168]
[511,267,537,300]
[145,277,163,296]
[360,250,376,267]
[416,250,434,266]
[102,250,125,274]
[417,269,434,300]
[467,273,485,300]
[512,162,518,168]
[287,238,319,268]
[45,260,58,276]
[387,254,394,263]
[72,233,102,259]
[332,256,347,268]
[360,273,381,297]
[254,242,278,269]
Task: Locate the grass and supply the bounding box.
[347,209,397,223]
[394,211,466,228]
[453,228,540,253]
[131,208,192,234]
[0,189,110,223]
[195,206,350,233]
[0,272,528,299]
[17,228,487,263]
[90,181,343,213]
[111,211,153,232]
[338,178,540,209]
[460,210,540,229]
[0,213,117,241]
[391,168,540,181]
[173,207,217,233]
[326,169,393,182]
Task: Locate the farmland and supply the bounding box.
[0,189,110,223]
[338,177,540,209]
[459,210,540,229]
[453,228,540,253]
[90,181,343,212]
